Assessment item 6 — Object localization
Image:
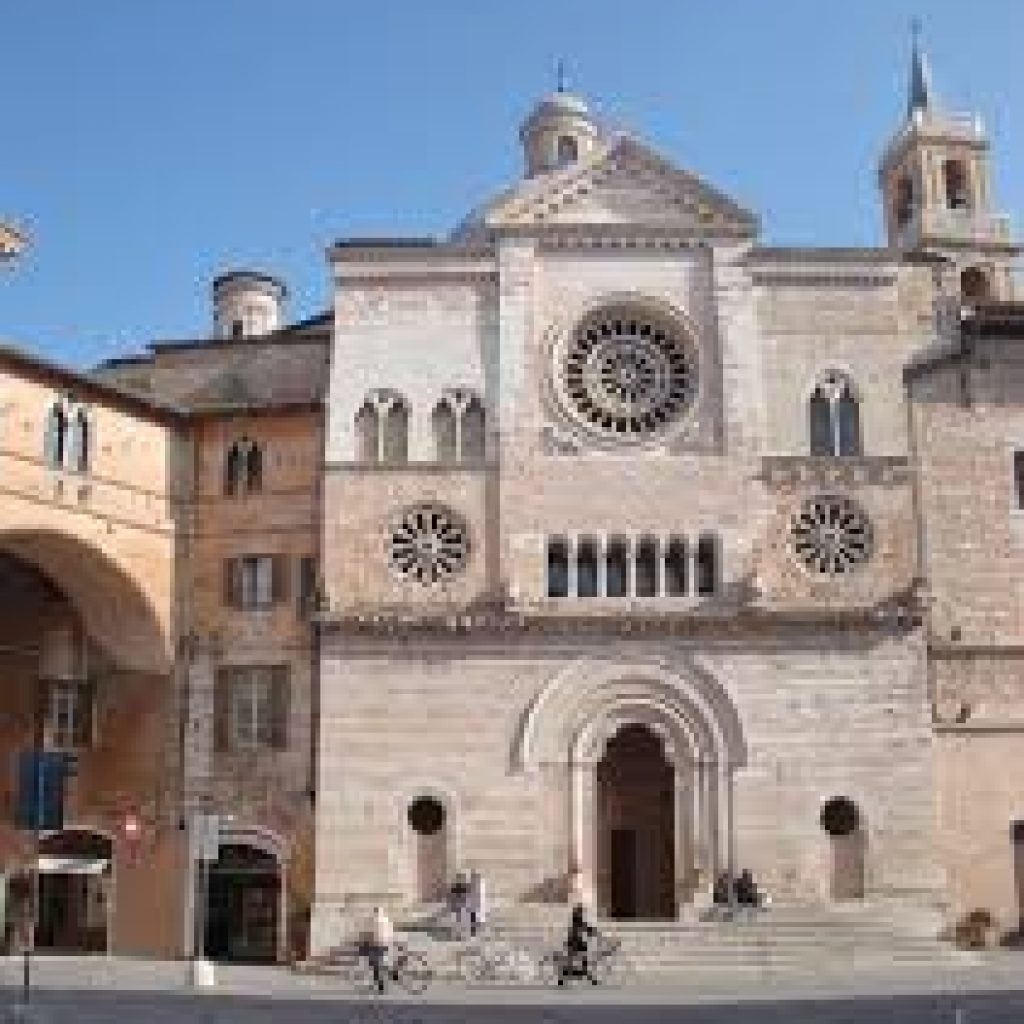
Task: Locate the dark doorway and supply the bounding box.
[408,796,447,902]
[1012,820,1024,932]
[610,829,638,918]
[36,831,112,953]
[596,724,675,919]
[205,844,281,963]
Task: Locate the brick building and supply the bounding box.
[0,40,1022,961]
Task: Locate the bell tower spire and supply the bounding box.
[878,26,1019,299]
[907,19,935,119]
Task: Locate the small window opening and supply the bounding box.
[635,537,659,597]
[605,537,629,598]
[664,537,688,597]
[576,537,599,598]
[547,537,570,598]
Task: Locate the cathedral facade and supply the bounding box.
[0,44,1022,962]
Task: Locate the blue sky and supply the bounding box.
[2,0,1022,368]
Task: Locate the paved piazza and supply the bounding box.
[0,34,1023,977]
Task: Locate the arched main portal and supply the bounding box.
[596,724,675,919]
[514,657,747,920]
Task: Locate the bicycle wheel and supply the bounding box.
[536,950,564,987]
[455,946,487,984]
[394,950,433,995]
[344,957,379,994]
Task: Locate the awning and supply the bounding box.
[36,856,110,876]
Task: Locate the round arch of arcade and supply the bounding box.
[513,657,747,919]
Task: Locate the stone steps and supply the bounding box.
[394,899,976,979]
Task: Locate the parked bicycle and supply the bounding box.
[455,936,539,984]
[538,932,634,987]
[300,941,434,995]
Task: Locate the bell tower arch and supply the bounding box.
[877,27,1019,299]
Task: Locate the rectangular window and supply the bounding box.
[45,680,94,749]
[224,555,287,610]
[1015,451,1024,510]
[215,665,290,752]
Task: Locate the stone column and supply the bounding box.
[596,536,607,598]
[624,537,635,598]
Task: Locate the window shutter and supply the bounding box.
[36,681,51,746]
[272,555,288,604]
[213,670,232,752]
[269,666,290,750]
[224,558,233,607]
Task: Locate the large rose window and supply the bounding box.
[561,309,697,440]
[790,494,873,576]
[387,504,470,586]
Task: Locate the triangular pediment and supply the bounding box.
[482,138,758,238]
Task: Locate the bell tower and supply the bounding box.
[878,28,1018,299]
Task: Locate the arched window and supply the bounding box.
[547,537,570,598]
[224,438,261,495]
[66,408,90,473]
[635,536,659,597]
[556,134,579,166]
[44,404,67,469]
[961,266,990,301]
[460,396,486,462]
[576,537,599,598]
[894,175,914,227]
[809,373,861,457]
[664,537,688,597]
[943,159,970,210]
[432,399,457,462]
[696,534,718,596]
[382,397,409,465]
[245,443,263,492]
[354,402,379,463]
[605,536,629,598]
[224,442,242,495]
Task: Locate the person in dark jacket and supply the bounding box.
[561,903,599,985]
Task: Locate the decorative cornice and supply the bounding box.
[315,592,920,641]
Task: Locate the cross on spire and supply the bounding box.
[556,59,567,94]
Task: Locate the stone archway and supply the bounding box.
[513,657,747,918]
[0,539,177,957]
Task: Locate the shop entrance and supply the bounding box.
[35,831,112,953]
[204,844,281,963]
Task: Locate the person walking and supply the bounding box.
[365,905,394,993]
[561,903,598,986]
[450,871,471,938]
[467,869,486,938]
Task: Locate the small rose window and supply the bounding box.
[387,503,469,586]
[790,494,873,575]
